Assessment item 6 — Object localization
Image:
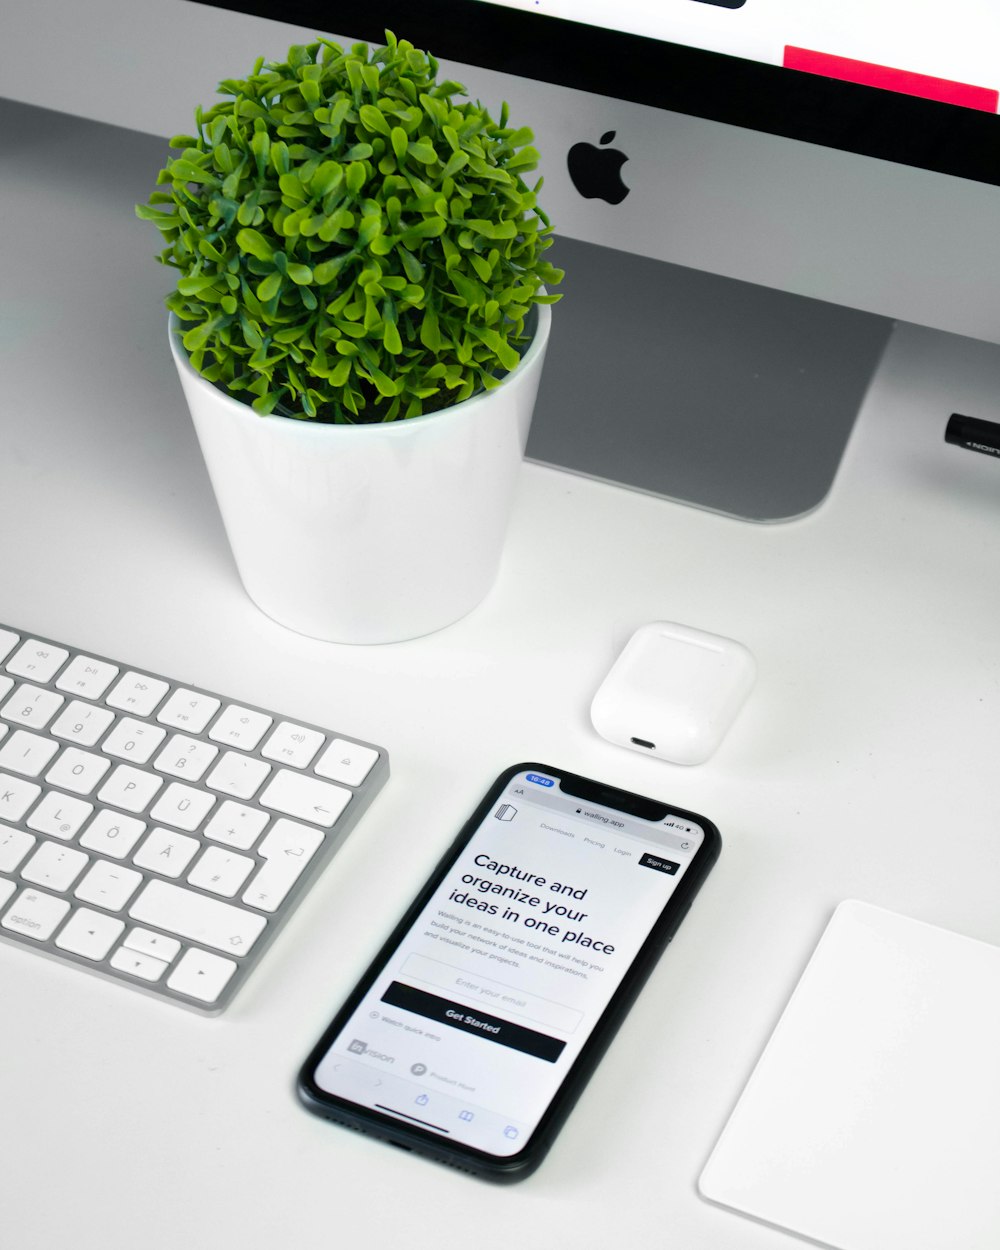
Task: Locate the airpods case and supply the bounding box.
[591,621,756,765]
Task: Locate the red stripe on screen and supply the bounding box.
[783,46,999,113]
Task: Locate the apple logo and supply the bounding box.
[567,131,630,205]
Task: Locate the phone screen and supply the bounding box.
[307,766,713,1160]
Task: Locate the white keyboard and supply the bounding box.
[0,624,388,1012]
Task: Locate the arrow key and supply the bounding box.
[55,907,125,961]
[123,926,181,964]
[110,945,170,982]
[167,947,237,1004]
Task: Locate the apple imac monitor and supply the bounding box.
[5,0,999,518]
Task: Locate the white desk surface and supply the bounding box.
[3,98,1000,1250]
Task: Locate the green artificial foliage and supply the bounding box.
[137,32,563,421]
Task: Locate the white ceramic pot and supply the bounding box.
[168,305,550,644]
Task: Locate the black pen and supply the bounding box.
[945,413,1000,460]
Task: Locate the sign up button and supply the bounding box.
[640,852,680,874]
[382,982,566,1063]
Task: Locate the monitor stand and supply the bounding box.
[527,236,894,522]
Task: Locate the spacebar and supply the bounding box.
[129,880,267,955]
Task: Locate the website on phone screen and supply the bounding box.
[313,769,704,1156]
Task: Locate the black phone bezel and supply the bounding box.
[297,761,721,1181]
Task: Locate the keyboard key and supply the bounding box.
[0,772,41,822]
[261,721,324,769]
[110,946,169,982]
[128,879,266,955]
[123,926,181,963]
[259,769,351,828]
[49,700,116,746]
[45,746,112,795]
[1,683,64,730]
[243,819,324,913]
[0,878,17,909]
[208,704,272,751]
[203,800,269,850]
[21,842,89,892]
[166,947,237,1004]
[149,782,216,832]
[0,729,60,778]
[2,887,71,940]
[55,655,119,700]
[26,792,93,840]
[0,827,36,873]
[205,750,270,800]
[55,908,124,960]
[315,739,380,787]
[101,717,167,764]
[105,672,169,717]
[132,827,200,878]
[75,861,143,911]
[96,764,163,813]
[187,846,255,898]
[259,817,324,862]
[242,858,305,913]
[5,640,69,683]
[79,810,146,859]
[156,689,220,734]
[153,734,218,781]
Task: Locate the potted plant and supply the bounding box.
[137,31,562,644]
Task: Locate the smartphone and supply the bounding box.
[297,763,721,1181]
